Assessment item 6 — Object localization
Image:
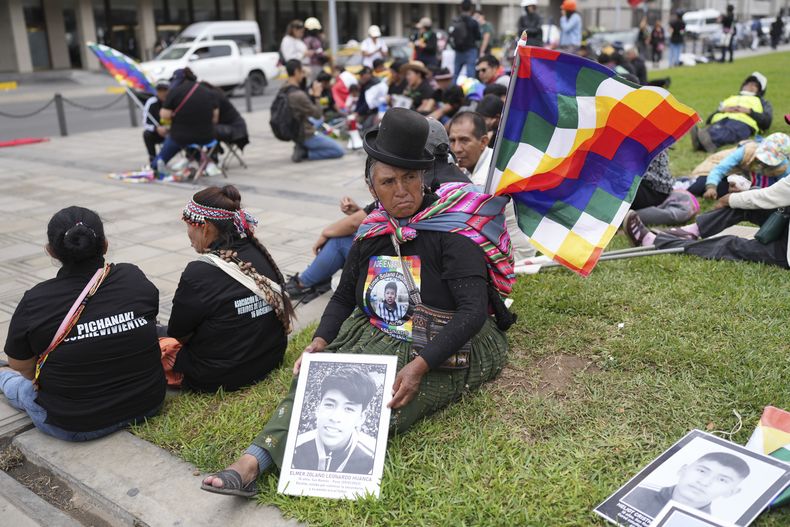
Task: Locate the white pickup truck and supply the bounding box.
[141,40,280,95]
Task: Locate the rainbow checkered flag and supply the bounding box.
[87,42,156,94]
[487,44,699,276]
[746,406,790,506]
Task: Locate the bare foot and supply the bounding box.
[202,454,259,489]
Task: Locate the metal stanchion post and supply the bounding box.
[127,94,138,127]
[245,78,253,113]
[54,93,68,137]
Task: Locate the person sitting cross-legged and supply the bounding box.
[163,185,294,392]
[1,207,166,441]
[200,108,515,497]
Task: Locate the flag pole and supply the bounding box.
[483,33,525,195]
[124,87,160,127]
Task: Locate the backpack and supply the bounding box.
[269,85,301,142]
[449,16,474,51]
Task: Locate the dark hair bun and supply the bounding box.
[47,207,105,264]
[62,223,98,258]
[220,185,242,207]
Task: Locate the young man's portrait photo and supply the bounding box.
[595,430,790,527]
[374,280,408,325]
[623,451,750,518]
[291,365,379,475]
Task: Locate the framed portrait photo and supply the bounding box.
[595,430,790,527]
[648,501,737,527]
[277,353,398,500]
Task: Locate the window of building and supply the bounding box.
[22,0,51,70]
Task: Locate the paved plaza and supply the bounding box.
[0,111,368,351]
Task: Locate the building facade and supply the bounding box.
[0,0,786,73]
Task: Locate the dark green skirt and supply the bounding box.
[253,310,508,468]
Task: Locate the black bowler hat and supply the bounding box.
[363,108,435,170]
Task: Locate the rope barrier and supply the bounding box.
[0,98,55,118]
[0,92,128,119]
[61,93,127,111]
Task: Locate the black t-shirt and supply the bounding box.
[404,80,434,110]
[167,238,287,392]
[4,259,166,432]
[210,88,243,126]
[163,80,218,145]
[388,80,407,96]
[315,218,488,366]
[669,20,686,44]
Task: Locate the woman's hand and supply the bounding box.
[713,194,731,209]
[388,356,429,409]
[293,337,327,375]
[703,186,718,200]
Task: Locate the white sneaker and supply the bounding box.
[205,163,222,177]
[170,158,188,171]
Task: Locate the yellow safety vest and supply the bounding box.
[710,94,763,132]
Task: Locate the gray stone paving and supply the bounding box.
[0,109,368,354]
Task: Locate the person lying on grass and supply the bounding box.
[1,207,165,441]
[624,161,790,269]
[686,133,790,200]
[200,107,517,497]
[162,185,294,391]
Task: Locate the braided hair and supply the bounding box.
[190,185,295,329]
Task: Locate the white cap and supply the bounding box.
[750,71,767,92]
[368,25,382,38]
[304,17,322,30]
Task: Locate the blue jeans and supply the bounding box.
[453,48,478,83]
[302,133,344,161]
[0,370,160,442]
[669,42,683,67]
[151,136,185,168]
[299,236,354,287]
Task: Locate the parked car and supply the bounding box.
[587,29,639,56]
[141,40,279,94]
[683,9,721,38]
[171,21,262,52]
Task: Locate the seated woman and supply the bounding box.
[152,68,219,179]
[1,207,166,441]
[687,133,790,200]
[624,172,790,269]
[201,108,515,496]
[165,185,293,392]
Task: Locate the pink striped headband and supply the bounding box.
[182,199,258,237]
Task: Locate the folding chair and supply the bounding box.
[187,139,227,183]
[220,141,248,171]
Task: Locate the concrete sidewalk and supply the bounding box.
[0,110,364,525]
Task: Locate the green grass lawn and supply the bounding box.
[648,51,790,176]
[134,53,790,526]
